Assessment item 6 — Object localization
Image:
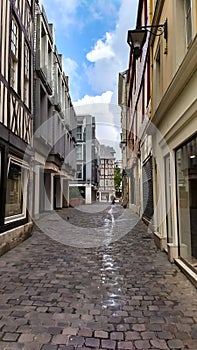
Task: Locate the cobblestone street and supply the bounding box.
[0,204,197,350]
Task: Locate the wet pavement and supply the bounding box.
[0,203,197,350]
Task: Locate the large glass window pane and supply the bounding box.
[5,160,28,221]
[176,135,197,268]
[165,154,173,243]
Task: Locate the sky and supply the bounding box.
[41,0,138,159]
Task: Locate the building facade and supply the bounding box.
[119,0,152,217]
[123,0,197,285]
[0,0,35,255]
[148,0,197,283]
[69,114,99,205]
[99,145,116,202]
[33,1,76,216]
[119,70,129,207]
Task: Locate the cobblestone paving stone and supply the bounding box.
[0,204,197,350]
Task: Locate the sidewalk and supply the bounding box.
[0,204,196,349]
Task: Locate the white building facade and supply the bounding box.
[33,1,76,217]
[69,115,99,206]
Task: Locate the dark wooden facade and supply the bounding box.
[0,0,34,237]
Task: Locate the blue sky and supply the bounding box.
[42,0,138,158]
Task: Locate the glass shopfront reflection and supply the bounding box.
[5,159,29,222]
[176,135,197,268]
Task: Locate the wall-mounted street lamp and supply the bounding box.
[127,19,168,59]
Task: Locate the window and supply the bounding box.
[10,17,19,90]
[58,71,61,104]
[14,0,20,11]
[146,53,150,108]
[24,43,29,79]
[184,0,192,46]
[154,44,161,108]
[5,158,29,223]
[76,164,83,179]
[76,144,83,160]
[24,42,30,107]
[77,126,82,140]
[24,5,32,40]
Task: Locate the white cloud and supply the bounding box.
[85,0,138,100]
[86,33,115,62]
[74,91,113,106]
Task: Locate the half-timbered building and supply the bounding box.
[99,145,116,202]
[0,0,34,254]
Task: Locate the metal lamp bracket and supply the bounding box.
[138,19,168,41]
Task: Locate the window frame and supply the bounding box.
[10,16,19,91]
[5,156,29,224]
[76,163,83,179]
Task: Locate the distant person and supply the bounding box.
[111,195,115,205]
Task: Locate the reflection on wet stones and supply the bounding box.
[35,203,140,248]
[58,205,123,228]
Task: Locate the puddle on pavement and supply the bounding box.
[98,240,127,310]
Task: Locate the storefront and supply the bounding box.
[176,134,197,270]
[0,150,32,256]
[5,156,29,224]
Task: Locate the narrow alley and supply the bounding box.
[0,204,197,350]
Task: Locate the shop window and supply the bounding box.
[176,135,197,267]
[0,150,1,206]
[142,157,153,219]
[165,154,173,243]
[5,158,29,223]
